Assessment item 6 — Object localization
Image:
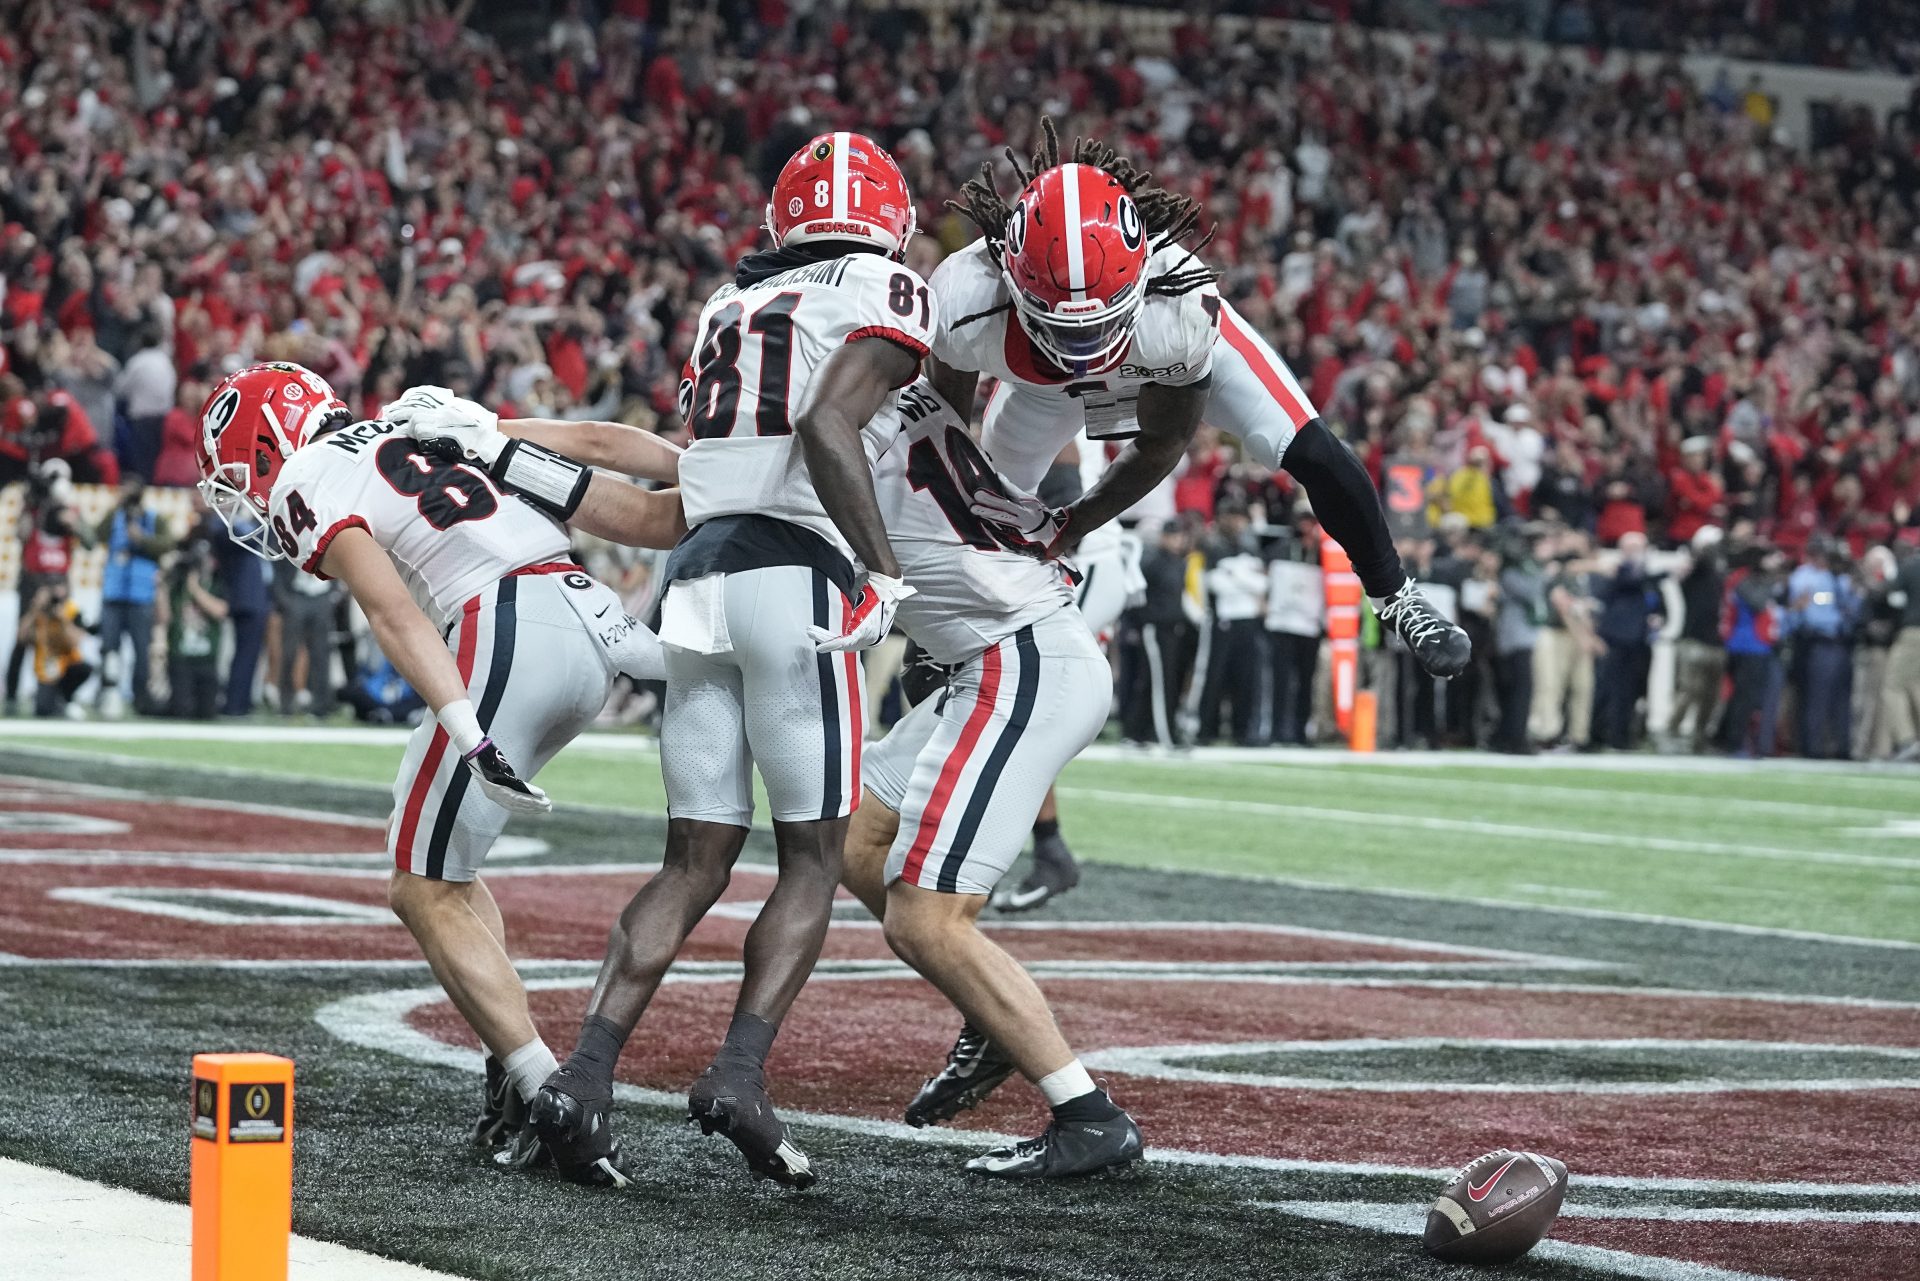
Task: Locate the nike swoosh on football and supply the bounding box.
[1468,1155,1522,1202]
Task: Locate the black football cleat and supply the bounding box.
[1376,579,1472,679]
[905,1022,1017,1127]
[472,1055,513,1149]
[687,1062,815,1189]
[992,833,1080,913]
[965,1111,1145,1179]
[522,1066,632,1189]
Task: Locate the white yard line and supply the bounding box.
[1156,865,1920,952]
[1253,1201,1774,1280]
[1060,786,1920,872]
[0,1158,465,1281]
[1154,759,1917,823]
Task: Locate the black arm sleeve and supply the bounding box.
[1278,417,1406,599]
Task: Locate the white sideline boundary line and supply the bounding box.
[312,975,1920,1198]
[1254,1201,1773,1281]
[0,1157,463,1280]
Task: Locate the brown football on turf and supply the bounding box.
[1422,1149,1567,1264]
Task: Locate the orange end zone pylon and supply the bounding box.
[191,1053,294,1281]
[1349,690,1378,754]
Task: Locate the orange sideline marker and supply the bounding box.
[1349,690,1378,754]
[191,1053,293,1281]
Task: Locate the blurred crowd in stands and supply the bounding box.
[5,0,1920,758]
[1172,0,1920,74]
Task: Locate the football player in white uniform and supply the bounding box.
[196,363,680,1186]
[401,133,934,1191]
[897,125,1473,1121]
[928,123,1469,677]
[849,380,1144,1176]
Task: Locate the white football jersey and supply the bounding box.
[931,239,1220,490]
[876,381,1075,665]
[270,419,570,628]
[677,251,937,561]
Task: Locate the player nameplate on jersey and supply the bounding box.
[1069,384,1142,441]
[192,1077,218,1141]
[227,1082,287,1143]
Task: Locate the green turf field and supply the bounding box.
[2,733,1917,1281]
[12,729,1920,943]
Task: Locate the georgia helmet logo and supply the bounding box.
[1006,200,1029,257]
[1117,194,1143,251]
[203,387,242,440]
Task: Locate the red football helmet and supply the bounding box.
[764,131,915,258]
[197,362,350,559]
[1002,162,1148,370]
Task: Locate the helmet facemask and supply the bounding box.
[1007,278,1144,370]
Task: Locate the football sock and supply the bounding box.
[716,1012,779,1071]
[1032,818,1060,842]
[1280,417,1406,599]
[502,1038,560,1104]
[1037,1060,1097,1107]
[1051,1088,1123,1123]
[565,1014,627,1088]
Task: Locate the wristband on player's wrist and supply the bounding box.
[490,437,591,521]
[437,699,485,757]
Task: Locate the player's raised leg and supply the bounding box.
[1208,301,1470,677]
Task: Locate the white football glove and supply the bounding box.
[461,737,552,816]
[385,385,507,466]
[807,573,916,653]
[969,485,1074,559]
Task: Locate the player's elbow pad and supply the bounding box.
[491,438,591,522]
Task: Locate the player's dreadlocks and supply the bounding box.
[949,117,1220,328]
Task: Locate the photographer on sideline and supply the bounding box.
[90,476,174,717]
[5,460,80,715]
[20,578,92,718]
[160,530,228,720]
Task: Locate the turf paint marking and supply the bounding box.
[1559,1205,1920,1225]
[1254,1201,1773,1281]
[45,886,399,927]
[1081,1038,1920,1095]
[313,974,1920,1201]
[0,812,129,836]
